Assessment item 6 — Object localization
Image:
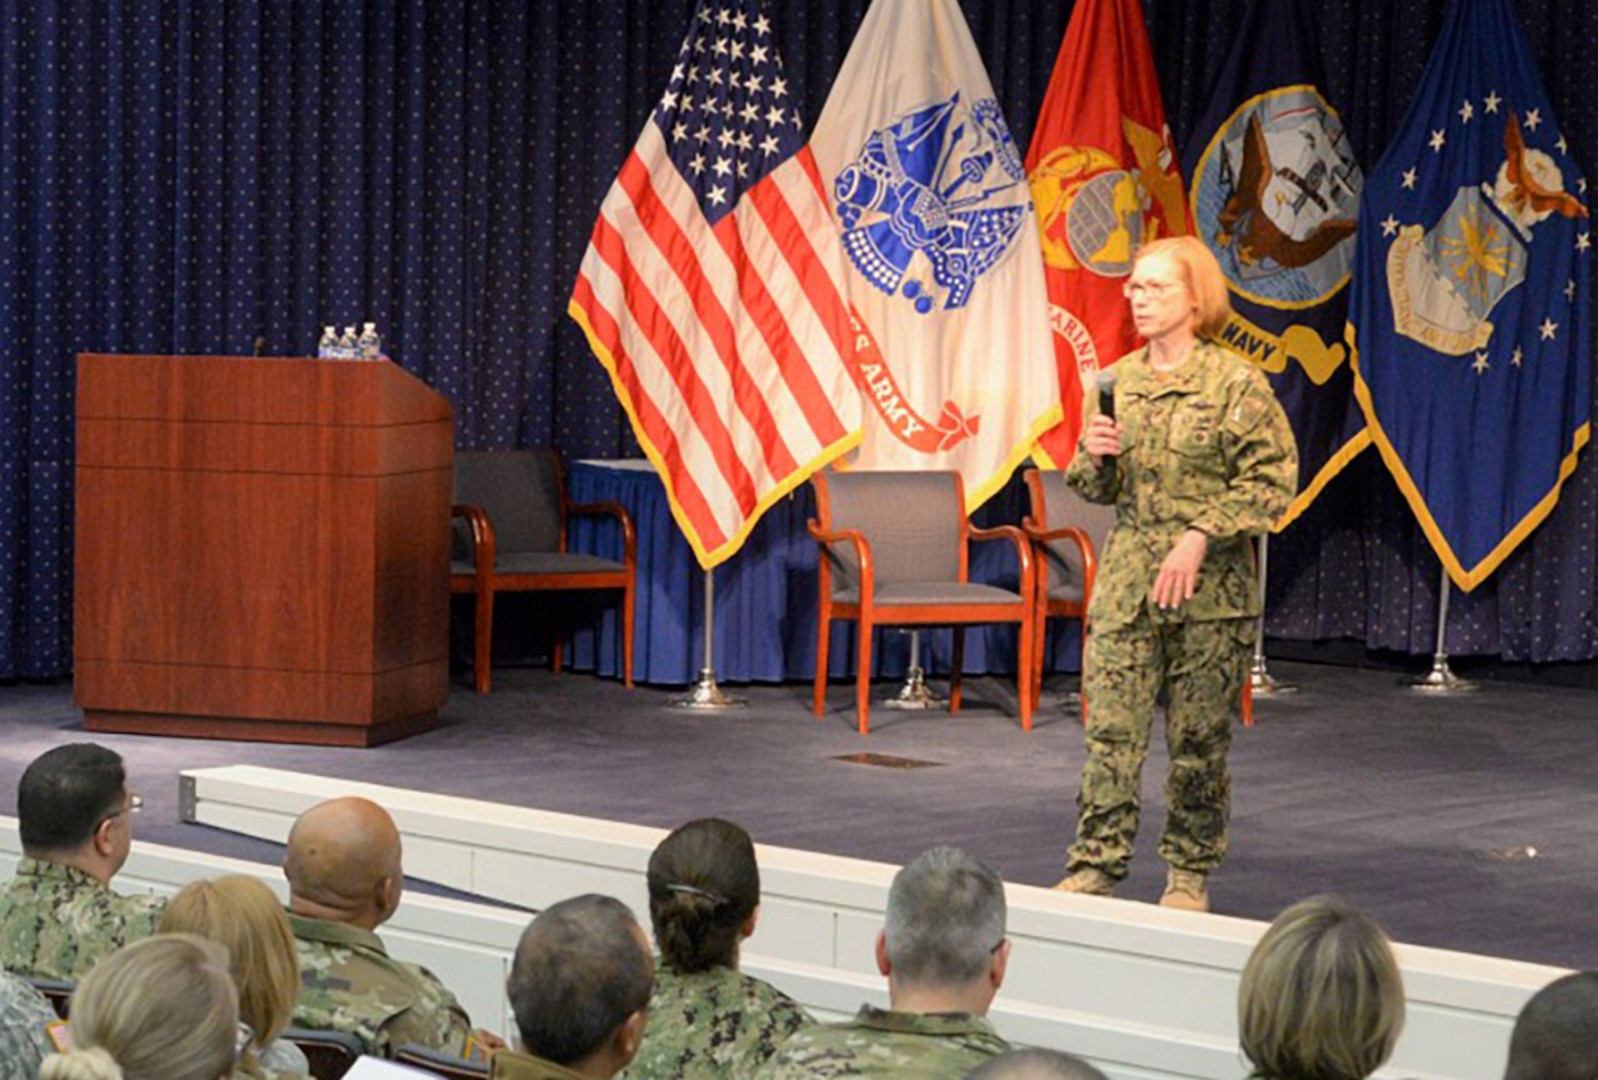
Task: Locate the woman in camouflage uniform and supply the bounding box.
[624,819,812,1080]
[1056,236,1297,913]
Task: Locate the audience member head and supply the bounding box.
[967,1048,1110,1080]
[17,743,136,882]
[40,933,239,1080]
[1132,235,1233,339]
[507,895,655,1079]
[282,797,403,930]
[646,817,760,973]
[160,875,301,1052]
[1504,971,1598,1080]
[879,846,1008,1014]
[1239,895,1405,1080]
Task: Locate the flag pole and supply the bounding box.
[883,630,945,709]
[1249,534,1297,695]
[672,565,746,709]
[1410,564,1476,693]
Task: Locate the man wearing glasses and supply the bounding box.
[0,743,165,979]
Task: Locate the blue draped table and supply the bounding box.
[565,460,1085,686]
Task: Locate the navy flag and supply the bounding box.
[1347,0,1590,591]
[1183,0,1367,530]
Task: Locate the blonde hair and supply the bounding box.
[41,934,239,1080]
[1239,896,1405,1080]
[160,876,301,1050]
[1134,235,1233,339]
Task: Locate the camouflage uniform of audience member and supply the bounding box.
[1063,341,1296,879]
[489,1048,589,1080]
[0,858,166,979]
[288,911,473,1058]
[625,964,813,1080]
[755,1004,1008,1080]
[0,968,61,1080]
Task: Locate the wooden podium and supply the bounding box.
[75,354,453,746]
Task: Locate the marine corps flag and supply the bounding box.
[1183,0,1368,529]
[1025,0,1189,468]
[809,0,1060,509]
[1348,0,1590,591]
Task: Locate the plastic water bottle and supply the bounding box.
[317,326,338,359]
[357,322,382,361]
[338,326,358,360]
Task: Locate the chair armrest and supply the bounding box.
[451,503,496,580]
[566,500,638,565]
[1019,524,1097,601]
[968,523,1034,597]
[807,520,875,597]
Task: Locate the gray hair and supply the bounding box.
[884,846,1006,985]
[966,1049,1109,1080]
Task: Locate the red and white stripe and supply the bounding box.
[572,120,862,565]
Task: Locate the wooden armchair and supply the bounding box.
[809,470,1034,734]
[450,451,635,693]
[1022,468,1115,717]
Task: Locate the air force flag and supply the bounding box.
[1348,0,1590,590]
[1184,0,1368,529]
[809,0,1061,509]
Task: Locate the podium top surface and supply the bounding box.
[77,353,452,427]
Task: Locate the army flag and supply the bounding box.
[1183,0,1368,529]
[1348,0,1590,591]
[569,0,864,569]
[809,0,1061,509]
[1025,0,1190,468]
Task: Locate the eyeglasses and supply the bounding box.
[1122,279,1182,300]
[101,792,143,826]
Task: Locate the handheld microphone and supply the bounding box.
[1096,369,1118,480]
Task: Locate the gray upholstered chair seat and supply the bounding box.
[453,552,625,577]
[834,581,1022,606]
[1044,580,1087,604]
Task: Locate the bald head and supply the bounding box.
[283,798,403,928]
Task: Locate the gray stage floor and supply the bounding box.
[2,660,1595,971]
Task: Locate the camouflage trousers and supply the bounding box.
[1067,613,1253,879]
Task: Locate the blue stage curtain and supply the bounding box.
[3,0,1597,680]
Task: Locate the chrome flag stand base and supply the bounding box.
[674,668,746,709]
[1409,566,1476,694]
[1250,535,1297,695]
[883,631,945,710]
[1410,656,1478,694]
[671,569,746,710]
[1250,655,1299,696]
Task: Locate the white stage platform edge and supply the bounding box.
[154,764,1564,1080]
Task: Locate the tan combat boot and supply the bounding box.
[1053,867,1116,896]
[1160,868,1209,912]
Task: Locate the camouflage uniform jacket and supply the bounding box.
[754,1005,1008,1080]
[0,968,61,1080]
[623,964,814,1080]
[489,1048,589,1080]
[1065,342,1297,628]
[0,858,166,979]
[287,911,472,1058]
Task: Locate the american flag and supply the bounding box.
[569,0,864,569]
